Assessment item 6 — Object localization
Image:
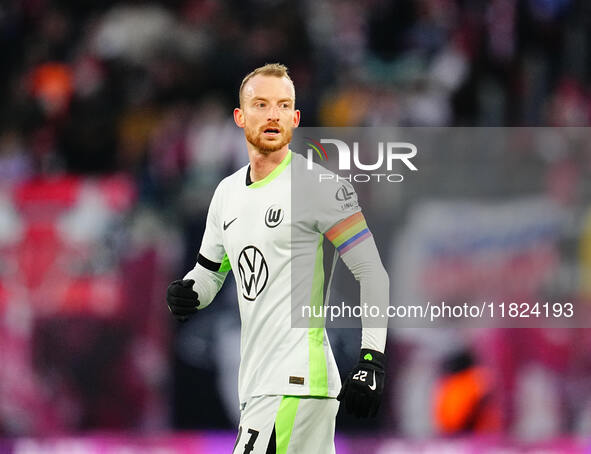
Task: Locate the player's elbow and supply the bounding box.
[377,264,389,288]
[372,263,389,293]
[358,260,389,289]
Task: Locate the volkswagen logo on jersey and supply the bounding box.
[237,246,269,301]
[265,204,284,228]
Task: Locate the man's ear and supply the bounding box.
[293,109,301,127]
[234,108,245,128]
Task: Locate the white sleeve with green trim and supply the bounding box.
[199,179,226,264]
[184,179,230,309]
[183,263,228,310]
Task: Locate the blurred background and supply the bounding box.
[1,0,591,452]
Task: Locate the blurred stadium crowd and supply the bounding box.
[2,0,591,447]
[3,0,591,182]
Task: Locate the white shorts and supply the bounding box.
[232,395,339,454]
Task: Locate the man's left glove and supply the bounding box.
[337,348,385,418]
[166,279,200,322]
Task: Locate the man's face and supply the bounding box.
[235,74,300,154]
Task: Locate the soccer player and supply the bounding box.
[166,63,389,453]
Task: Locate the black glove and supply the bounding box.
[166,279,199,322]
[337,348,385,418]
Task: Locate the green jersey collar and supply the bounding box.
[247,150,292,189]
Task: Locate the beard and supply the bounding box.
[244,123,293,154]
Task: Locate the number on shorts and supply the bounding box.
[234,426,260,454]
[243,428,259,454]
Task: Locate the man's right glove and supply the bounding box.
[337,348,385,418]
[166,279,200,322]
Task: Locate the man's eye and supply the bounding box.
[256,102,266,108]
[281,103,290,108]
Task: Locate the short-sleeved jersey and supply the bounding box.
[199,151,363,404]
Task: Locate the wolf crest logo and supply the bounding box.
[265,205,284,228]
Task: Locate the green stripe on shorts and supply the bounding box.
[275,396,300,454]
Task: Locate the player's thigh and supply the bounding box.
[233,395,282,454]
[233,396,338,454]
[288,397,339,454]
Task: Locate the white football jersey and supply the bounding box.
[196,151,364,404]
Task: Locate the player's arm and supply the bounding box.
[167,256,229,322]
[326,213,389,352]
[312,173,389,416]
[325,211,389,417]
[166,182,229,321]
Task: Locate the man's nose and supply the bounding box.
[267,105,280,120]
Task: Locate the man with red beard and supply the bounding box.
[166,64,389,453]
